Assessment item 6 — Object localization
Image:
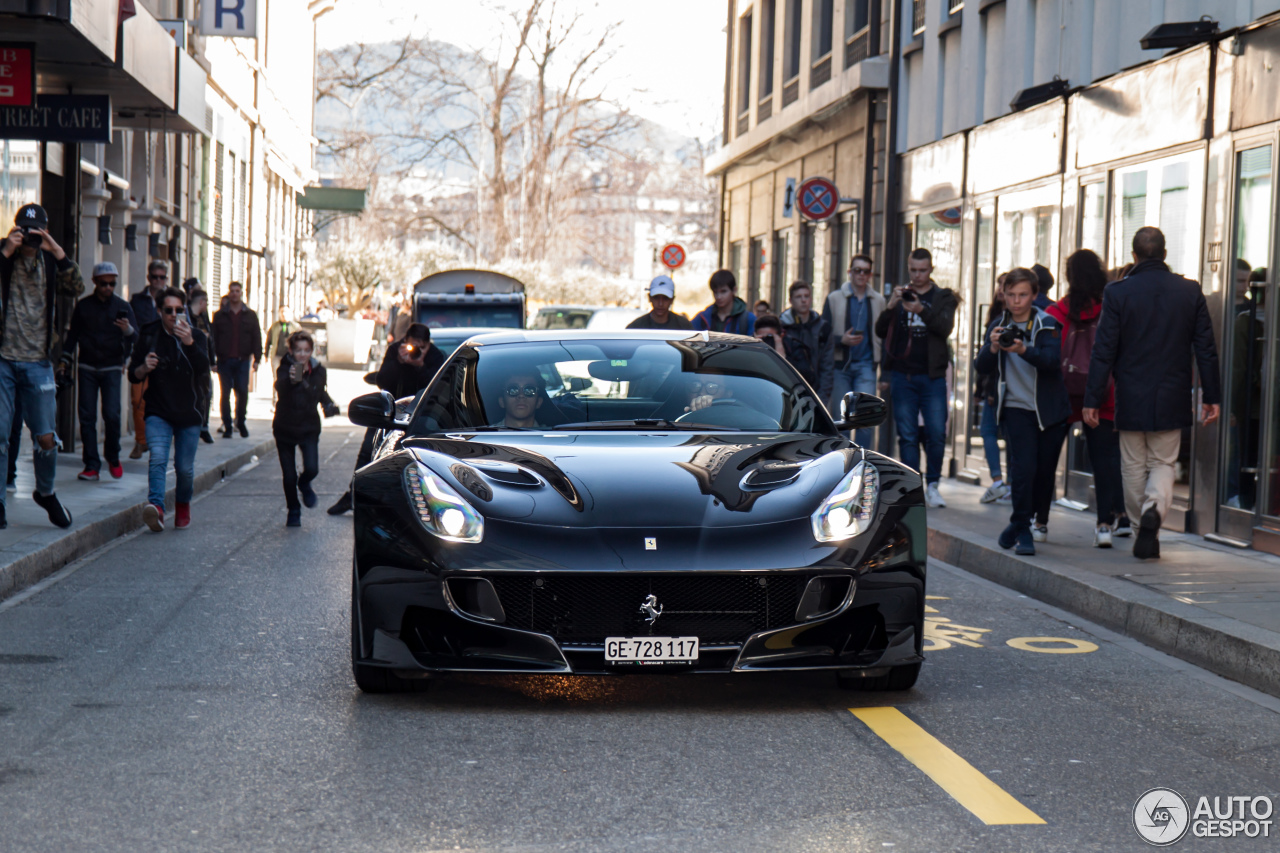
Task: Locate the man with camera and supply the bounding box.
[974,268,1071,556]
[874,247,958,508]
[211,280,262,438]
[61,262,138,482]
[129,288,211,532]
[0,204,84,529]
[328,323,443,515]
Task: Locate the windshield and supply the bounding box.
[531,308,594,330]
[410,338,835,434]
[416,303,523,328]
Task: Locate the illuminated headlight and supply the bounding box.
[403,462,484,543]
[811,460,879,543]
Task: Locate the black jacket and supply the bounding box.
[0,249,83,361]
[376,341,444,399]
[63,293,137,368]
[1083,259,1222,432]
[273,355,337,441]
[211,304,263,362]
[874,284,958,380]
[128,324,212,428]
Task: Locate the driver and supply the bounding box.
[493,371,547,428]
[685,376,730,413]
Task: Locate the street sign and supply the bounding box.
[0,95,112,143]
[199,0,258,37]
[660,243,686,270]
[0,44,35,108]
[797,176,839,222]
[783,177,796,218]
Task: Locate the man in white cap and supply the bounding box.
[60,261,138,482]
[627,275,692,330]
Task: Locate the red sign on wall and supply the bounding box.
[0,44,36,109]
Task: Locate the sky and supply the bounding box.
[315,0,728,141]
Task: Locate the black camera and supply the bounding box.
[21,228,43,249]
[997,325,1028,348]
[900,288,918,303]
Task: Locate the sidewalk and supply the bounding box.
[0,366,371,601]
[927,479,1280,697]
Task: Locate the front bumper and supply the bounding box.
[355,566,923,676]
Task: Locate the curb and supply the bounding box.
[0,437,277,601]
[928,524,1280,698]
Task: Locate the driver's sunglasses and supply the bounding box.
[851,266,872,276]
[691,381,722,394]
[160,306,182,315]
[504,384,539,398]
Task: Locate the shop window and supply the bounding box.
[1110,153,1205,279]
[970,206,996,450]
[1224,145,1272,514]
[1080,181,1107,258]
[0,140,41,226]
[916,206,962,292]
[996,183,1059,296]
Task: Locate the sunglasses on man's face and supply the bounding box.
[851,267,872,275]
[97,280,117,287]
[149,274,167,281]
[161,306,183,315]
[505,384,539,398]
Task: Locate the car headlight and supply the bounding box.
[811,460,879,543]
[404,462,484,543]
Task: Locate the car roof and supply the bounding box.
[459,329,758,346]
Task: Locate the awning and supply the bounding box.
[297,186,367,212]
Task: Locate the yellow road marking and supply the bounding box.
[922,616,991,650]
[1006,636,1098,654]
[850,707,1046,825]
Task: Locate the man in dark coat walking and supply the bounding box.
[1083,226,1221,559]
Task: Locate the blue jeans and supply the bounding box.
[145,416,201,508]
[0,358,59,505]
[831,358,878,448]
[887,371,948,485]
[979,398,1003,481]
[218,357,252,428]
[78,365,123,471]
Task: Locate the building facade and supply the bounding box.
[714,0,1280,555]
[707,0,889,315]
[0,0,330,446]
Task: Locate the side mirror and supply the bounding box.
[839,391,887,431]
[348,391,396,429]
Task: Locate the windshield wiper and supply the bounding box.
[550,419,706,431]
[457,425,535,432]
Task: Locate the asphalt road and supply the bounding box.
[3,427,1280,852]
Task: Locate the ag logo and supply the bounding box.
[1133,787,1190,846]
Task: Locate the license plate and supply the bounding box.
[605,636,699,664]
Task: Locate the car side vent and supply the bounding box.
[795,575,854,621]
[449,464,493,502]
[476,466,540,487]
[741,463,804,490]
[446,577,506,622]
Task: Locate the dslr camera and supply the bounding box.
[900,288,919,303]
[997,325,1028,348]
[20,228,43,250]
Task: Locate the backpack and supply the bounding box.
[1061,314,1097,397]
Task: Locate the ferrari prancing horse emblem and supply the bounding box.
[644,537,657,550]
[639,594,663,624]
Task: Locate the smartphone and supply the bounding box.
[115,310,128,321]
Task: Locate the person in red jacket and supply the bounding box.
[1046,249,1130,548]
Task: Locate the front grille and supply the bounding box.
[484,573,809,645]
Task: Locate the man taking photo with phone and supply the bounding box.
[60,261,138,482]
[130,288,211,532]
[0,203,83,529]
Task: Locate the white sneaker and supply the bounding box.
[1031,524,1048,543]
[925,483,946,508]
[1094,524,1113,548]
[996,492,1012,504]
[980,481,1010,503]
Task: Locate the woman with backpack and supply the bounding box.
[1047,249,1130,547]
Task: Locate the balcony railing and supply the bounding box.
[758,96,773,122]
[810,55,832,90]
[736,111,750,137]
[782,76,799,107]
[912,0,926,34]
[948,0,964,12]
[845,27,870,67]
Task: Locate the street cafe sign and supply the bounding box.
[0,95,113,143]
[0,44,36,108]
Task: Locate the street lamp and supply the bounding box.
[1140,18,1219,50]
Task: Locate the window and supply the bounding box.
[813,0,834,59]
[915,206,962,292]
[784,0,803,81]
[748,236,765,306]
[1079,181,1107,257]
[1110,153,1205,278]
[912,0,926,35]
[738,11,754,119]
[845,0,871,66]
[759,0,776,98]
[996,183,1059,294]
[799,222,816,284]
[773,228,792,299]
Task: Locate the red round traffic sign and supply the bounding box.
[661,243,686,270]
[797,177,839,222]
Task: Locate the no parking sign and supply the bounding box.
[797,177,839,222]
[660,243,686,270]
